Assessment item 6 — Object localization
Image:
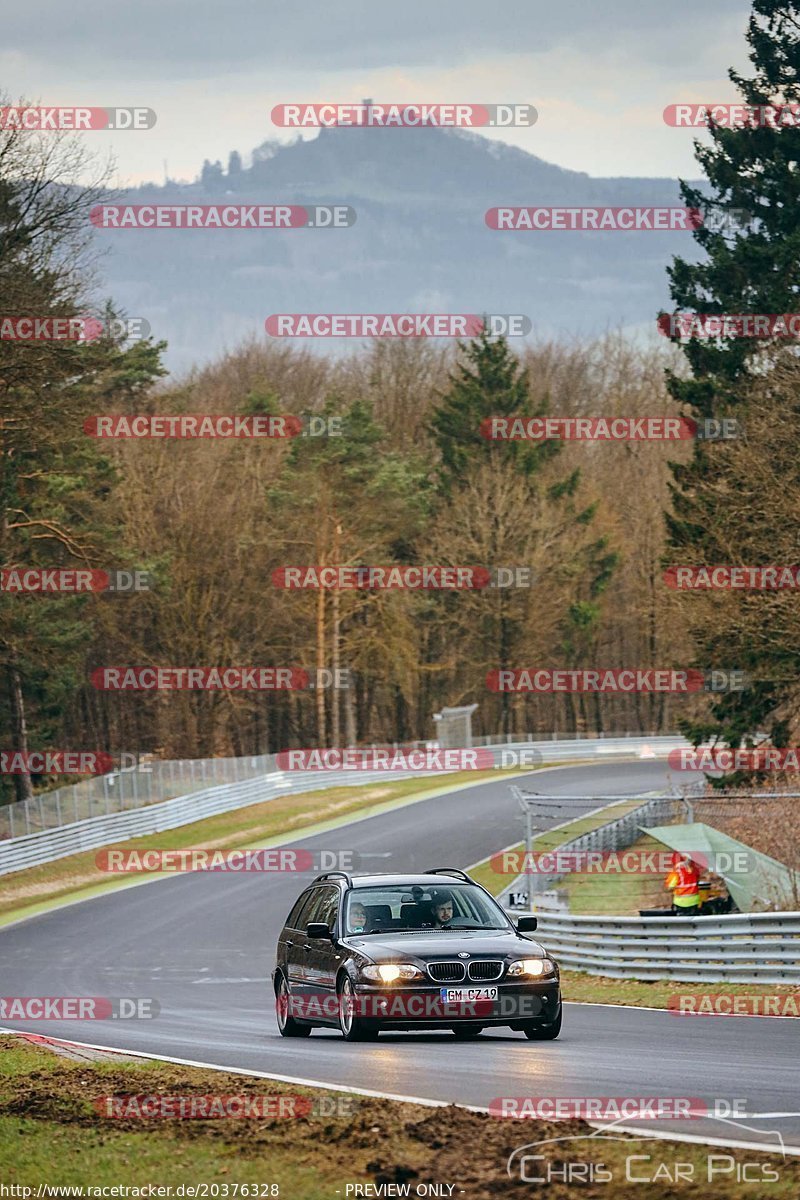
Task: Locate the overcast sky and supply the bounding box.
[3,0,755,185]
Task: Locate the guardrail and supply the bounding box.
[532,910,800,984]
[0,735,687,876]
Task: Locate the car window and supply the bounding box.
[314,886,340,930]
[344,884,509,932]
[289,889,322,930]
[304,885,340,929]
[285,892,312,929]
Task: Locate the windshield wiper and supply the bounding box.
[450,924,506,931]
[422,924,505,931]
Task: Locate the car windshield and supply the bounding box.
[343,883,511,935]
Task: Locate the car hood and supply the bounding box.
[342,928,547,962]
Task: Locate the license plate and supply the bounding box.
[440,986,498,1003]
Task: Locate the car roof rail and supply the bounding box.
[312,871,353,886]
[425,867,474,883]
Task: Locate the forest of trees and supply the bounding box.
[1,288,698,804]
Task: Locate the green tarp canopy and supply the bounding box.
[641,822,799,912]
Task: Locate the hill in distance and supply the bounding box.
[99,125,702,374]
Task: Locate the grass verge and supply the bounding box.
[1,1035,797,1198]
[561,970,800,1010]
[560,832,669,915]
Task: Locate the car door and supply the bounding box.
[283,888,320,997]
[304,885,343,999]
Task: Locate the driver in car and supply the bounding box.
[431,891,455,926]
[348,901,368,933]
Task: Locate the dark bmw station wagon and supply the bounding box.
[272,868,562,1041]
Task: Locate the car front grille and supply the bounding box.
[427,961,467,983]
[467,960,504,982]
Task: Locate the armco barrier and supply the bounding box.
[0,736,687,876]
[532,910,800,984]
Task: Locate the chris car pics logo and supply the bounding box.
[506,1116,784,1185]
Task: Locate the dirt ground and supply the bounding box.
[2,1035,798,1199]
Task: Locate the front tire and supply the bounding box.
[522,1007,562,1041]
[276,974,312,1038]
[337,975,378,1041]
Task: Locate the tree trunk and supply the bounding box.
[331,522,341,746]
[316,584,326,745]
[499,589,511,735]
[7,655,34,803]
[344,679,357,746]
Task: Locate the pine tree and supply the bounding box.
[665,1,800,419]
[428,330,558,494]
[428,334,617,734]
[664,1,800,759]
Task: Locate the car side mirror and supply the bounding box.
[516,915,538,932]
[306,922,332,939]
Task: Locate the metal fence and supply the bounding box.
[532,909,800,984]
[0,735,688,876]
[497,791,683,908]
[0,754,279,841]
[0,729,675,841]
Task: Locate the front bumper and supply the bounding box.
[351,980,561,1030]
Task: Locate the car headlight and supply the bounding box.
[507,958,556,978]
[361,963,424,984]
